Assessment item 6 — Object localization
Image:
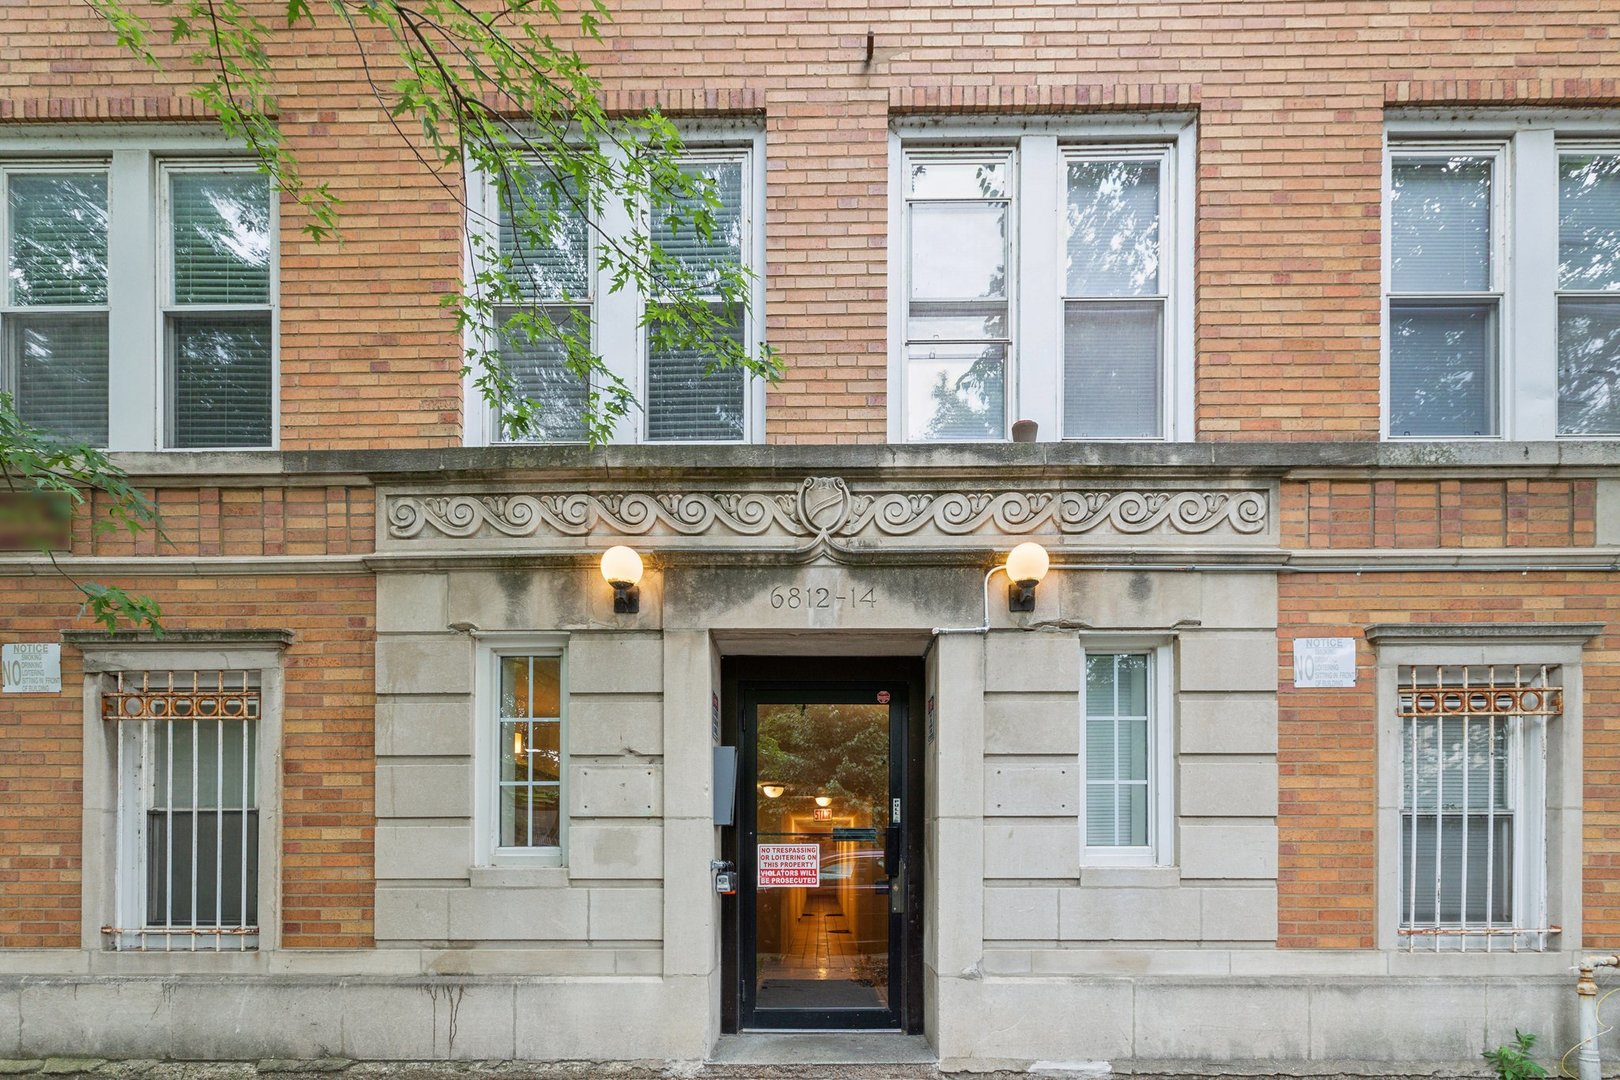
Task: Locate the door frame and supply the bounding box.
[720,656,926,1034]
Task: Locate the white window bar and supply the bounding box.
[1398,663,1560,952]
[102,670,260,951]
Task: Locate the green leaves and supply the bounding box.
[1483,1030,1547,1080]
[0,393,164,633]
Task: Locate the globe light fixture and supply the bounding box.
[600,545,645,614]
[1004,541,1050,612]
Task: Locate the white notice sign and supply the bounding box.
[1293,637,1357,688]
[757,843,820,888]
[2,643,61,694]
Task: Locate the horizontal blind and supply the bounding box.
[7,172,108,306]
[1558,298,1620,434]
[1064,300,1163,439]
[1558,153,1620,291]
[651,159,743,292]
[499,168,591,303]
[170,172,271,305]
[1084,653,1150,848]
[1388,301,1498,436]
[8,314,109,445]
[1390,157,1492,293]
[1066,159,1161,296]
[169,315,273,448]
[495,303,590,441]
[646,301,745,441]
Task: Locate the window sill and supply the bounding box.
[1078,864,1180,888]
[468,864,569,888]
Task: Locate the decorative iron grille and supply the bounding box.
[101,671,260,951]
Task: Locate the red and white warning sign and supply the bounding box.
[757,843,820,888]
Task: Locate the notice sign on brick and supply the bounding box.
[1293,637,1357,689]
[757,843,820,888]
[2,643,61,694]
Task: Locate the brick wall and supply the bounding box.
[1281,479,1599,549]
[5,2,1619,444]
[1277,572,1620,949]
[0,574,376,949]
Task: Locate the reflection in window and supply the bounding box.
[497,654,563,850]
[2,171,110,444]
[1388,155,1499,437]
[1559,153,1620,435]
[903,152,1011,441]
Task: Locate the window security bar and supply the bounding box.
[101,670,260,951]
[1398,664,1557,952]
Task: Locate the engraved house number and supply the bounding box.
[769,585,879,611]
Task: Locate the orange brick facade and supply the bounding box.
[4,2,1620,445]
[0,569,376,950]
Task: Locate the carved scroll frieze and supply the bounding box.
[384,477,1269,551]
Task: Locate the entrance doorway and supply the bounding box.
[722,658,924,1033]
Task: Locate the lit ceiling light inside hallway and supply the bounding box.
[1004,541,1050,613]
[814,795,832,807]
[600,545,644,614]
[761,783,786,799]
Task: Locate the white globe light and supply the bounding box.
[1004,542,1050,586]
[600,545,644,587]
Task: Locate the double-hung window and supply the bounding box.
[468,133,763,444]
[482,648,567,862]
[1395,664,1555,950]
[1386,116,1620,439]
[892,117,1194,443]
[105,670,261,951]
[1081,645,1173,866]
[0,137,274,450]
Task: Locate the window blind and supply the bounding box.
[7,172,108,306]
[1066,160,1160,297]
[496,304,590,442]
[1400,715,1513,926]
[1388,302,1497,436]
[1085,653,1150,848]
[8,314,109,445]
[1390,157,1492,293]
[499,169,591,303]
[651,160,744,292]
[169,173,271,305]
[1064,301,1163,439]
[1558,155,1620,435]
[646,301,745,441]
[169,315,273,448]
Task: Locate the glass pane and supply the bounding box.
[526,720,561,782]
[168,314,273,448]
[646,301,746,441]
[1085,655,1117,716]
[908,157,1009,199]
[500,657,531,718]
[7,172,108,306]
[1388,301,1498,437]
[1117,654,1149,715]
[495,304,589,442]
[146,809,258,927]
[652,158,743,292]
[1085,717,1116,782]
[1085,782,1118,845]
[909,203,1009,301]
[1123,718,1149,782]
[754,701,891,1013]
[905,343,1005,441]
[1066,159,1161,296]
[1559,154,1620,291]
[170,172,272,305]
[908,301,1007,343]
[7,313,108,445]
[499,168,591,301]
[1063,300,1162,439]
[1559,298,1620,435]
[528,657,561,717]
[501,783,561,848]
[1118,784,1149,846]
[1390,156,1493,293]
[499,721,524,782]
[1400,814,1513,925]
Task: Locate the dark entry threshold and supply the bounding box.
[712,1033,936,1066]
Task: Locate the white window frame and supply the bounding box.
[1384,112,1620,440]
[1078,638,1175,868]
[0,127,277,452]
[473,634,570,867]
[887,114,1196,444]
[73,632,287,960]
[463,125,767,446]
[1370,623,1595,956]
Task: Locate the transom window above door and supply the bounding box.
[889,117,1196,443]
